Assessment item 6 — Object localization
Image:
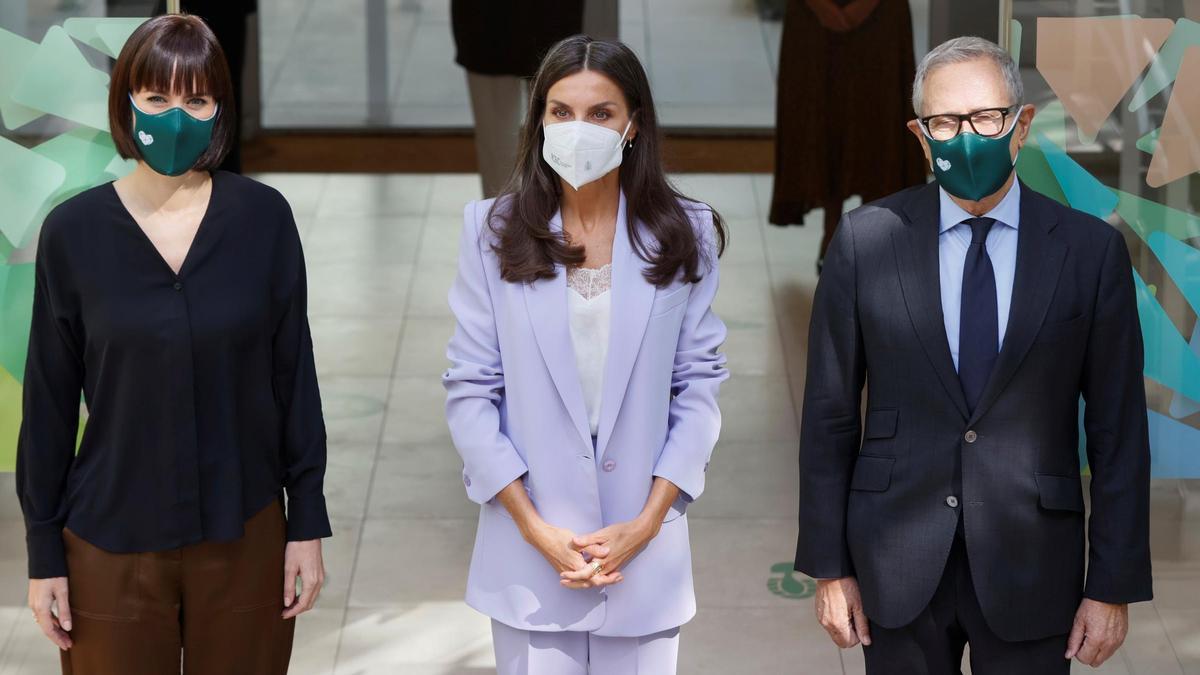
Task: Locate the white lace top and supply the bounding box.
[566,264,612,436]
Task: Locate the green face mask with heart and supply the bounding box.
[129,94,218,177]
[923,113,1020,202]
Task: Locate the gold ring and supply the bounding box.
[590,561,604,576]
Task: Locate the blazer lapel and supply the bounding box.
[596,191,656,460]
[894,183,971,421]
[523,209,594,451]
[968,183,1066,425]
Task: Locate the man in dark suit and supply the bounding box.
[794,36,1152,674]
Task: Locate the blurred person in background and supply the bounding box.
[153,0,255,173]
[451,0,585,198]
[769,0,927,272]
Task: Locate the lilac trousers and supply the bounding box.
[491,620,680,675]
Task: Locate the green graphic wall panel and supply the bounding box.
[0,18,143,471]
[1020,16,1200,477]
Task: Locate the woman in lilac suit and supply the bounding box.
[443,36,729,674]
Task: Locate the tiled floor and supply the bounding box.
[0,172,1196,673]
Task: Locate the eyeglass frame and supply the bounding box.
[918,104,1022,140]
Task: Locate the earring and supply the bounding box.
[628,137,636,149]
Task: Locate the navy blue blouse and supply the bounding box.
[16,170,332,579]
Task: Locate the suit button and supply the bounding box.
[602,459,616,472]
[173,281,184,291]
[964,430,978,443]
[463,475,472,487]
[946,495,959,508]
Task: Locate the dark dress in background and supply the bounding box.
[152,0,256,174]
[769,0,927,232]
[450,0,584,78]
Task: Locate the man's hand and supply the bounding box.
[1065,598,1127,667]
[815,576,871,648]
[29,577,73,650]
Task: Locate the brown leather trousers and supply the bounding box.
[60,500,295,675]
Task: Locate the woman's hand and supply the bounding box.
[562,517,657,589]
[494,478,621,587]
[29,577,73,650]
[561,477,682,588]
[526,521,623,587]
[282,539,325,619]
[805,0,852,32]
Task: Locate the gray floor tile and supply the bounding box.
[688,517,802,609]
[348,518,475,606]
[335,605,493,674]
[382,376,454,445]
[393,317,455,378]
[303,215,424,267]
[367,447,478,520]
[678,606,844,674]
[320,376,392,446]
[689,441,799,519]
[308,261,414,319]
[317,174,434,218]
[290,608,346,675]
[311,317,404,378]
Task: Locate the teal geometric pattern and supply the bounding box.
[0,18,144,471]
[1022,65,1200,477]
[1129,18,1200,111]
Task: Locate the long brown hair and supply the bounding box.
[488,35,726,287]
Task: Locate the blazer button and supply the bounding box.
[964,430,978,443]
[463,475,472,487]
[945,495,959,508]
[602,459,617,472]
[173,281,184,291]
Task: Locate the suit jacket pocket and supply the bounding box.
[1034,314,1088,344]
[864,408,898,439]
[850,455,895,492]
[1035,473,1084,513]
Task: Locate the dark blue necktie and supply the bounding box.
[958,217,998,413]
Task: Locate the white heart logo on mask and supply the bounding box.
[936,157,951,171]
[138,130,154,146]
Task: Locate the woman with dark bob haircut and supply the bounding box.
[444,35,729,673]
[16,14,330,674]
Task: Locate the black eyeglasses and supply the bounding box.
[920,105,1020,141]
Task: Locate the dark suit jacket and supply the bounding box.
[794,180,1153,642]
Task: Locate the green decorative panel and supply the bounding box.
[0,18,143,471]
[1018,17,1200,477]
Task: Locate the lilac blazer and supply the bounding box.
[443,190,727,638]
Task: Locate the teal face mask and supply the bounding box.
[924,114,1020,202]
[129,94,218,177]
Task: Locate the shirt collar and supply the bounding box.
[938,179,1021,234]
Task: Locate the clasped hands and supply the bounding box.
[523,516,660,589]
[805,0,880,33]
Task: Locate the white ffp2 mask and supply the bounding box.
[542,119,633,190]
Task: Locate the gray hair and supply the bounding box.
[912,36,1023,116]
